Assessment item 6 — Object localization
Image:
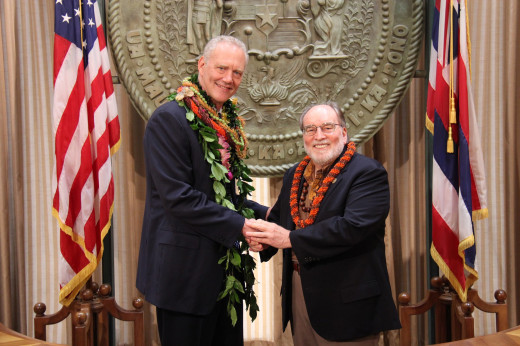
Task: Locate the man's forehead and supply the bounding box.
[304,106,336,122]
[208,54,244,65]
[210,42,244,56]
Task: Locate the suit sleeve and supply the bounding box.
[290,156,390,264]
[258,168,295,262]
[144,103,245,248]
[244,199,269,220]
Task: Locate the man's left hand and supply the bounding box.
[244,219,292,249]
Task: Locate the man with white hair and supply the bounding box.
[137,35,267,345]
[246,103,401,345]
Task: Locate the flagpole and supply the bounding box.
[78,0,84,50]
[464,0,472,76]
[99,0,116,343]
[102,221,116,346]
[425,0,438,343]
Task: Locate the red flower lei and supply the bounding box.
[290,141,356,228]
[176,81,248,159]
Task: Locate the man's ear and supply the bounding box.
[197,56,205,73]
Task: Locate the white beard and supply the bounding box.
[305,140,345,168]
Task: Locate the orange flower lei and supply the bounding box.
[290,141,356,228]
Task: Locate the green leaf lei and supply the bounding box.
[168,74,259,326]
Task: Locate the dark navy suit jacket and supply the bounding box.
[136,101,267,315]
[261,149,401,341]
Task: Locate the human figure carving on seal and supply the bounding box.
[310,0,346,56]
[187,0,224,55]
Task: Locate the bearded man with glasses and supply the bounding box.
[245,102,401,345]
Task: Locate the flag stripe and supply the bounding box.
[53,35,72,85]
[432,207,464,278]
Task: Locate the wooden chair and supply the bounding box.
[449,287,508,340]
[398,276,508,345]
[34,282,144,346]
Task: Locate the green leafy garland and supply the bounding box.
[168,74,259,326]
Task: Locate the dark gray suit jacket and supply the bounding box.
[261,148,401,341]
[136,101,267,315]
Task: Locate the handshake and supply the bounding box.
[242,218,292,252]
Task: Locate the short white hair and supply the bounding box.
[203,35,249,65]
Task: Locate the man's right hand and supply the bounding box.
[244,218,292,249]
[242,219,269,252]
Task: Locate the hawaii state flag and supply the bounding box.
[426,0,488,302]
[53,0,120,306]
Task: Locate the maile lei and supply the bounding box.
[168,74,258,326]
[290,141,356,228]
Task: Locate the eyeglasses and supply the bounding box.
[303,123,342,136]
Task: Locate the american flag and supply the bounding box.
[426,0,488,302]
[52,0,120,306]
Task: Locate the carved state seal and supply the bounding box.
[108,0,423,176]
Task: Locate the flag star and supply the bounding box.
[62,13,72,23]
[88,18,95,27]
[87,0,93,6]
[82,40,87,49]
[56,0,63,4]
[74,8,81,16]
